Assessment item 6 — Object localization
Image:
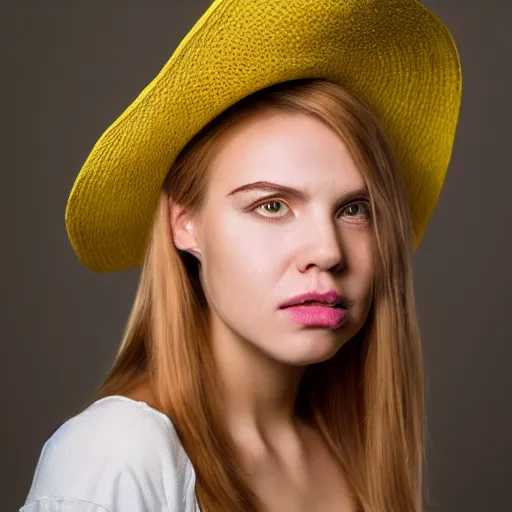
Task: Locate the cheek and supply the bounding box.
[346,230,373,274]
[344,236,374,301]
[356,258,375,318]
[358,254,374,291]
[200,217,284,304]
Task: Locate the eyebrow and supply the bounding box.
[227,180,369,204]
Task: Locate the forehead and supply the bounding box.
[206,110,365,196]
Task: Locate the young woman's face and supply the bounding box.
[188,110,374,365]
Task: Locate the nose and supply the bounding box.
[295,218,345,273]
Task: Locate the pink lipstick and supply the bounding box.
[282,304,347,328]
[279,289,349,329]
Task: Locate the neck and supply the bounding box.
[209,312,308,450]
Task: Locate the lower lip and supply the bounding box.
[281,305,348,329]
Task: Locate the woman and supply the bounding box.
[21,1,462,511]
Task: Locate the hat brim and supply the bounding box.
[65,0,462,272]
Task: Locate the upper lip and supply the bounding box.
[279,290,347,309]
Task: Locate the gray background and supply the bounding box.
[3,1,511,510]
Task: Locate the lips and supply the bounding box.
[279,290,348,329]
[279,289,347,309]
[292,300,341,307]
[281,303,347,328]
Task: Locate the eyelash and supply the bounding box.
[252,198,372,222]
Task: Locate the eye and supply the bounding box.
[340,201,371,221]
[252,199,371,222]
[254,200,290,219]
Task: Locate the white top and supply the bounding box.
[20,396,200,512]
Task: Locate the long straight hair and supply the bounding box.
[90,78,425,512]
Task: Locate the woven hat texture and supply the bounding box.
[65,0,462,272]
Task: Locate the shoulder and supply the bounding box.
[44,395,188,468]
[23,396,196,511]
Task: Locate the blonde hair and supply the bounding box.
[90,78,424,512]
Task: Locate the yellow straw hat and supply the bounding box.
[65,0,462,272]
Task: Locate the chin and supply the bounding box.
[271,333,345,366]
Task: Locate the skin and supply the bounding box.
[148,109,374,510]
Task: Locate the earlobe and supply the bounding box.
[186,248,202,260]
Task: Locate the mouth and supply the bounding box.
[279,290,348,310]
[280,302,348,329]
[288,300,344,308]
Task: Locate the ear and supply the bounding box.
[168,199,202,260]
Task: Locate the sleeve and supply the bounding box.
[20,496,108,512]
[20,399,195,512]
